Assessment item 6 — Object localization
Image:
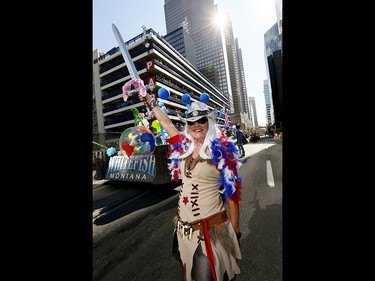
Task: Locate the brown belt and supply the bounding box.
[177,210,228,233]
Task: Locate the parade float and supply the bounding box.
[103,103,173,185]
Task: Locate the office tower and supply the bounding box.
[163,26,197,68]
[248,96,258,127]
[265,23,282,57]
[164,0,233,114]
[263,79,273,125]
[267,49,282,125]
[235,38,250,126]
[263,0,282,127]
[274,0,283,35]
[264,22,282,126]
[164,0,250,129]
[244,93,254,129]
[221,10,247,126]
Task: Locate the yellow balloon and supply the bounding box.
[151,120,161,132]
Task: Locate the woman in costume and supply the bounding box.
[140,93,242,281]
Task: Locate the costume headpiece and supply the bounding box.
[177,101,217,123]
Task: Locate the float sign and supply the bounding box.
[105,154,156,182]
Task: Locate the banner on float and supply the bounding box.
[105,155,156,182]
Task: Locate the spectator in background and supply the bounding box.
[101,153,110,179]
[235,124,246,158]
[93,155,102,180]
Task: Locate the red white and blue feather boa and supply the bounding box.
[166,133,242,204]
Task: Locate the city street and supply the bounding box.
[93,138,282,280]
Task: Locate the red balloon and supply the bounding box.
[122,142,135,158]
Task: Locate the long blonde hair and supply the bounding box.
[180,118,220,159]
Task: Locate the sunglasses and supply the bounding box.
[187,117,208,126]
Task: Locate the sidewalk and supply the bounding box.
[241,141,276,159]
[92,171,109,189]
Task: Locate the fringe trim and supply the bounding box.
[207,223,236,257]
[174,216,236,259]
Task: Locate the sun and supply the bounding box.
[213,10,227,27]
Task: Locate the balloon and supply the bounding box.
[151,120,161,132]
[158,101,164,107]
[161,106,169,114]
[158,88,170,100]
[119,126,156,158]
[200,93,209,103]
[182,93,191,104]
[186,104,190,109]
[106,147,117,157]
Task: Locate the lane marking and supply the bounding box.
[266,160,275,188]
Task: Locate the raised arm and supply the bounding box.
[141,93,179,138]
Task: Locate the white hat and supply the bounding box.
[177,101,217,123]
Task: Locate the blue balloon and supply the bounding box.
[182,93,191,104]
[140,132,155,153]
[158,101,164,107]
[200,93,209,103]
[158,88,170,100]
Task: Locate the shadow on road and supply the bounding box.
[241,203,282,281]
[93,181,180,226]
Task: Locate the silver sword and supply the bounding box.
[112,23,139,80]
[112,23,154,116]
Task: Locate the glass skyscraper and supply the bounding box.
[164,0,233,112]
[164,0,252,127]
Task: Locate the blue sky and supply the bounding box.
[93,0,277,126]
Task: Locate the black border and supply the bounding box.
[12,1,94,279]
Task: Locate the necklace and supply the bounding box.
[184,155,194,178]
[184,155,203,178]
